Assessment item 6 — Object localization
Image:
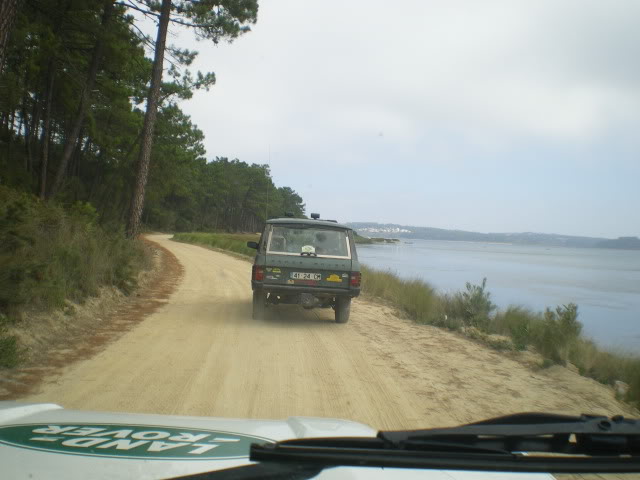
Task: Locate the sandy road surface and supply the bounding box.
[23,234,635,429]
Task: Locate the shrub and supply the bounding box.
[460,278,496,329]
[533,304,581,365]
[626,365,640,405]
[0,314,19,368]
[0,186,149,317]
[435,278,495,330]
[491,306,538,351]
[359,266,439,324]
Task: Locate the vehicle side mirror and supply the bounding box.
[247,241,259,250]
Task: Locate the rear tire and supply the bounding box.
[335,297,351,324]
[252,289,266,319]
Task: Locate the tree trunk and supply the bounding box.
[22,96,30,170]
[48,0,114,199]
[7,109,16,161]
[16,110,23,137]
[27,93,41,174]
[76,134,90,177]
[0,0,22,74]
[39,61,55,199]
[125,0,171,238]
[68,126,84,180]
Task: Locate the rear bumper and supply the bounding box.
[251,281,360,298]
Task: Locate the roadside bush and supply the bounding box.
[433,293,465,326]
[460,278,495,329]
[532,304,581,365]
[360,266,439,324]
[491,306,539,351]
[435,278,495,330]
[570,340,640,392]
[428,298,465,331]
[395,278,438,324]
[0,186,149,317]
[626,365,640,406]
[0,314,20,368]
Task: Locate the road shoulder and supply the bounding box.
[0,237,183,400]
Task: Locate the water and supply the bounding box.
[357,239,640,352]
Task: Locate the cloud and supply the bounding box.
[179,1,640,158]
[162,0,640,236]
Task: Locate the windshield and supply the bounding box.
[267,226,350,258]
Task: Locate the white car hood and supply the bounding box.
[0,401,554,480]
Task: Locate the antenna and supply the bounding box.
[265,144,270,221]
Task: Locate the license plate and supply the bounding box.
[291,272,321,281]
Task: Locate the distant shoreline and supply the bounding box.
[362,237,640,251]
[349,223,640,251]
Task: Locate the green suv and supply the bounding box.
[247,214,361,323]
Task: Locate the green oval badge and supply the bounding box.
[0,423,273,460]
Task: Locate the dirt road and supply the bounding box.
[22,234,635,429]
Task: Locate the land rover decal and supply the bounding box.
[0,423,273,460]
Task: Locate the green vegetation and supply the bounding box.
[353,233,400,244]
[0,186,148,312]
[0,186,149,367]
[0,1,306,367]
[0,314,20,368]
[173,232,259,257]
[1,0,300,235]
[361,266,640,407]
[371,237,400,243]
[353,232,374,244]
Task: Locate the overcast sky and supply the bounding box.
[157,1,639,238]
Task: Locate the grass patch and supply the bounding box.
[361,265,441,325]
[172,232,259,258]
[0,186,150,366]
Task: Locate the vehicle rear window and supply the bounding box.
[267,226,351,258]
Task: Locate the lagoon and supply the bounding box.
[357,239,640,352]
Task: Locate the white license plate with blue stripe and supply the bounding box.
[291,272,322,280]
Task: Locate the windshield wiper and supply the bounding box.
[250,413,640,473]
[167,462,324,480]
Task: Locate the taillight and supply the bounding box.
[253,266,264,281]
[350,272,361,287]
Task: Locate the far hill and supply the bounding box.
[596,236,640,250]
[347,222,640,250]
